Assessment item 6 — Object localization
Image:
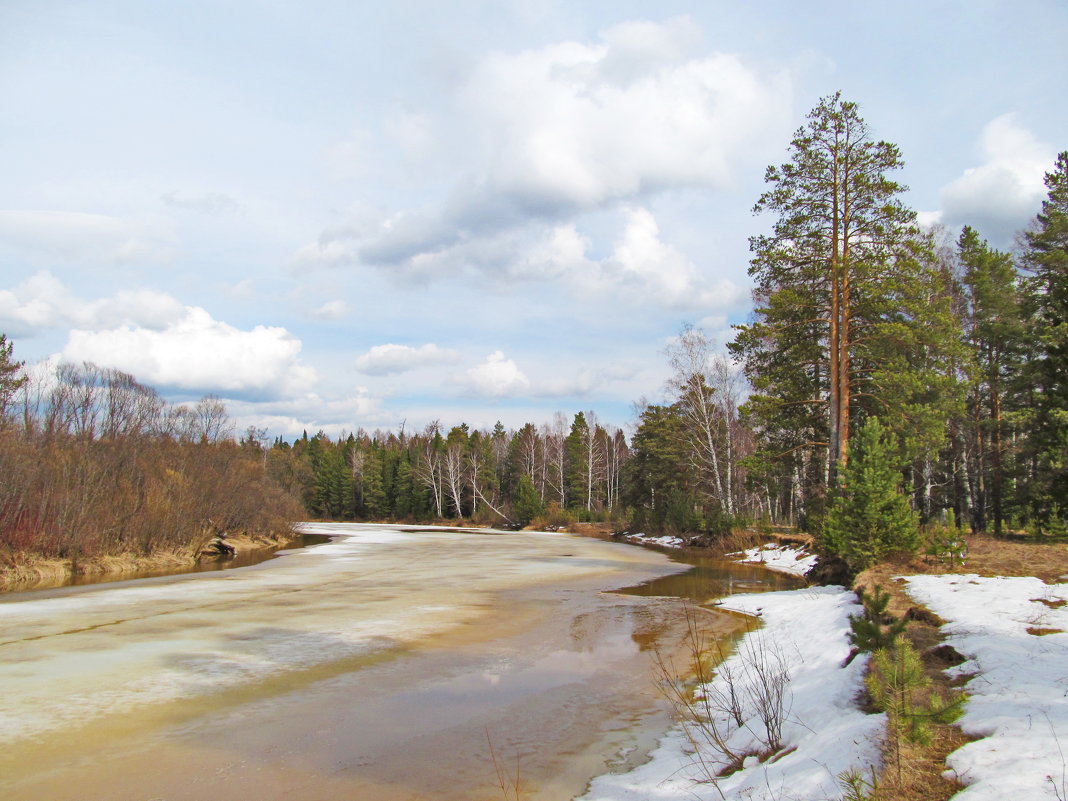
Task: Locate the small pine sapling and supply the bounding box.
[838,765,880,801]
[924,509,968,567]
[849,584,907,653]
[866,636,965,782]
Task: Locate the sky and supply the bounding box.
[1,1,1065,440]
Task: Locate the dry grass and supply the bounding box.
[874,720,974,801]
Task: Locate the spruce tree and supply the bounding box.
[822,417,920,574]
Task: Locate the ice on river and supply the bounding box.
[0,523,668,746]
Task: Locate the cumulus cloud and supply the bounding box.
[458,17,786,216]
[598,206,747,309]
[461,351,530,397]
[355,343,460,375]
[63,307,317,399]
[935,114,1056,242]
[0,210,174,265]
[298,17,791,296]
[536,363,639,398]
[0,270,185,336]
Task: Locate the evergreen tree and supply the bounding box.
[732,93,961,527]
[624,404,692,532]
[957,226,1025,533]
[741,93,916,482]
[512,473,544,526]
[0,333,26,424]
[565,411,590,509]
[822,418,920,574]
[1020,152,1068,517]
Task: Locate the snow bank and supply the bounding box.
[625,533,686,548]
[582,586,883,801]
[905,574,1068,800]
[734,544,817,578]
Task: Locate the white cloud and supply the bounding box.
[307,300,351,320]
[536,363,639,398]
[599,206,747,309]
[331,207,746,312]
[0,270,185,336]
[937,114,1056,242]
[62,307,317,399]
[226,390,384,439]
[460,17,788,214]
[355,343,460,375]
[300,17,791,281]
[461,351,530,397]
[0,210,174,265]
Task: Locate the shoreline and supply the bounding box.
[0,529,299,593]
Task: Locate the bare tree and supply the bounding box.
[667,327,732,515]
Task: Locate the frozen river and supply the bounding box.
[0,523,791,800]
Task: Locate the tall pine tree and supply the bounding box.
[1021,152,1068,518]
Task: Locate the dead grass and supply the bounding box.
[874,720,974,801]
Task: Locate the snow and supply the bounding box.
[734,544,817,578]
[582,586,884,801]
[905,574,1068,800]
[625,533,687,548]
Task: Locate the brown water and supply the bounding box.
[0,524,795,801]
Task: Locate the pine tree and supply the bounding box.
[822,418,920,574]
[958,226,1025,533]
[732,94,959,530]
[1020,152,1068,517]
[565,411,590,510]
[848,584,907,652]
[512,474,543,526]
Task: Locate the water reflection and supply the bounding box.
[615,548,801,605]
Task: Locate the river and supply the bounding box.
[0,523,795,801]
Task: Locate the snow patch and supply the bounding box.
[905,574,1068,800]
[624,532,686,548]
[734,544,817,578]
[582,586,883,800]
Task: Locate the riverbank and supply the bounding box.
[0,529,299,592]
[586,534,1068,801]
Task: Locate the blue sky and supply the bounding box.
[1,0,1065,438]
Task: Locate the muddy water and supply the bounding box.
[0,524,793,801]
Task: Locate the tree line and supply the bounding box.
[0,354,300,563]
[2,92,1064,566]
[259,411,632,528]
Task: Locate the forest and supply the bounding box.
[1,93,1066,576]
